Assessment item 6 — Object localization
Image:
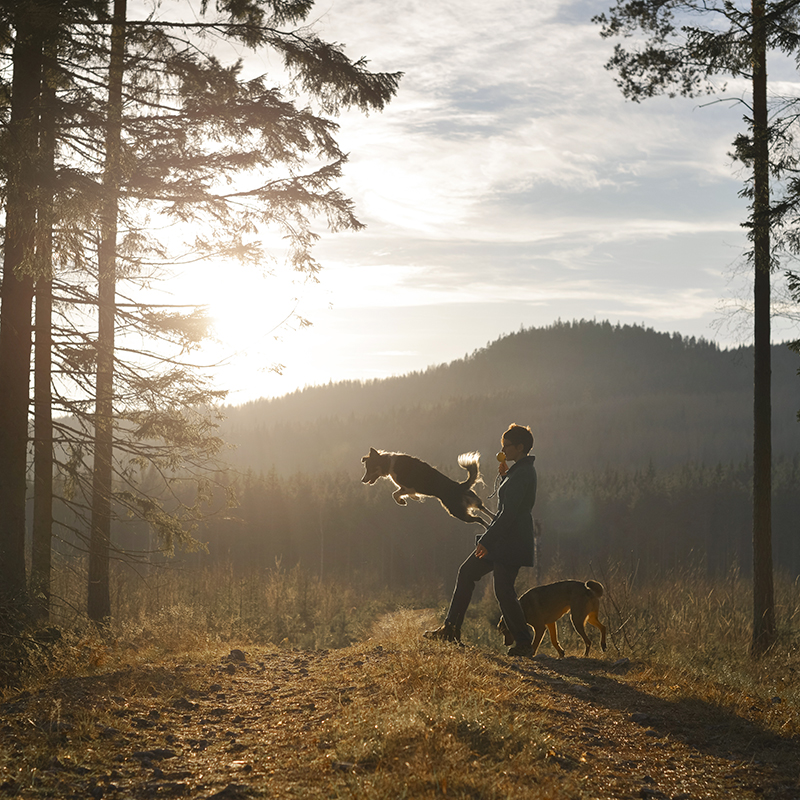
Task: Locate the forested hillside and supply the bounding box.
[149,320,800,586]
[43,320,800,600]
[220,320,800,476]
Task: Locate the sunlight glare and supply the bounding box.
[165,258,326,395]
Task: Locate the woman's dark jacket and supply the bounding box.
[477,455,536,566]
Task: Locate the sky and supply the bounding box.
[170,0,800,404]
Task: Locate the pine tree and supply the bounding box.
[1,0,400,620]
[0,1,54,610]
[593,0,794,653]
[30,45,58,622]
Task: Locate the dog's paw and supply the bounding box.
[393,497,408,506]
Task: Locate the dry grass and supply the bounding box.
[593,564,800,725]
[323,610,568,798]
[1,563,799,799]
[6,562,800,705]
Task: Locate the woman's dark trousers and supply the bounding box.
[445,553,532,646]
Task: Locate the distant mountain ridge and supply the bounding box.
[219,320,800,476]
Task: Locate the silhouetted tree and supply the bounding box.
[1,0,401,621]
[0,0,63,611]
[593,0,797,653]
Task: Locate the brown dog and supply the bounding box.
[360,447,494,527]
[498,580,607,657]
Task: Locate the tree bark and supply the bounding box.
[88,0,126,623]
[31,58,58,623]
[750,0,776,655]
[0,11,45,611]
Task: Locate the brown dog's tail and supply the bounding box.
[585,580,604,597]
[457,452,481,488]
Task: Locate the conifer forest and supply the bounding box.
[45,321,800,596]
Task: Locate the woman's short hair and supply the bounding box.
[502,423,534,454]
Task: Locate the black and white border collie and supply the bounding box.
[360,448,495,527]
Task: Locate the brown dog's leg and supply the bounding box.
[545,623,565,657]
[571,614,593,657]
[498,617,515,646]
[587,611,607,652]
[531,625,547,656]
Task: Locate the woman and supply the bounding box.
[425,423,537,656]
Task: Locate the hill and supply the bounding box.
[219,320,800,476]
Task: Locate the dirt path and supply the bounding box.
[0,643,798,799]
[499,653,798,799]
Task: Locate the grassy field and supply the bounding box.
[1,563,799,798]
[6,560,800,704]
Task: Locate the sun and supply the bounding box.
[205,265,298,350]
[158,257,322,397]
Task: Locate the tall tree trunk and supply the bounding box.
[750,0,776,655]
[0,11,45,612]
[88,0,126,623]
[31,58,58,623]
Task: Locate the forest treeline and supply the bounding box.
[88,319,799,585]
[220,320,800,475]
[155,455,800,588]
[33,318,800,626]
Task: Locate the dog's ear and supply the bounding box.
[369,447,378,456]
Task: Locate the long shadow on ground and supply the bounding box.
[489,652,799,799]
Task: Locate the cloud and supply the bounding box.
[323,0,751,247]
[188,0,797,400]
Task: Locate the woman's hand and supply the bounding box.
[475,542,488,559]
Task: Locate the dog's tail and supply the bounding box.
[457,452,481,488]
[585,580,604,597]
